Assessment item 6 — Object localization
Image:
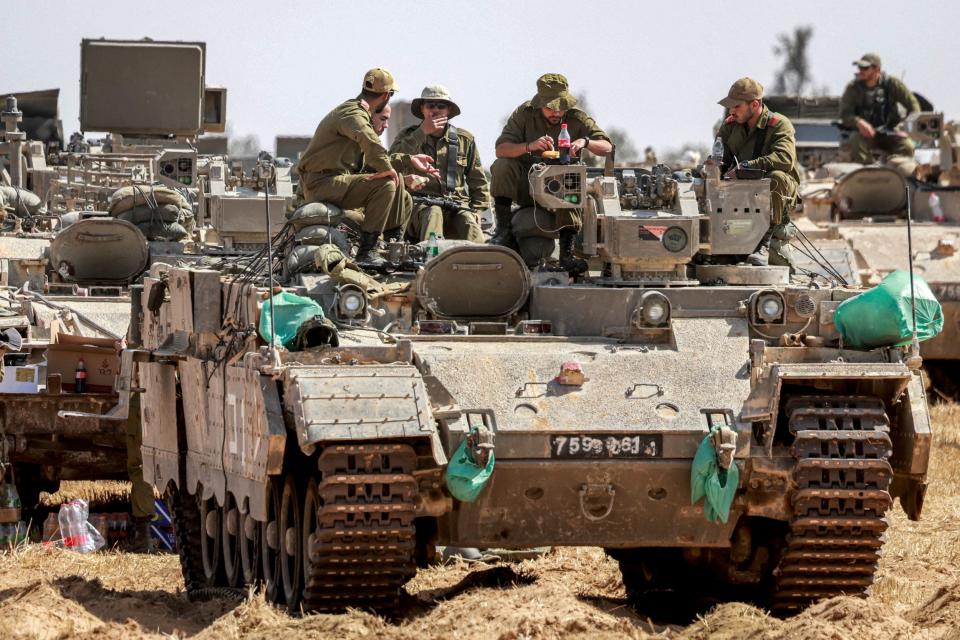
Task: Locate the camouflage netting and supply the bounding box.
[107,184,194,241]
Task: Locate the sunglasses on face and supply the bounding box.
[424,101,450,110]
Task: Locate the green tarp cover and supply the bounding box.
[690,429,740,524]
[834,270,943,349]
[258,291,325,349]
[445,428,495,503]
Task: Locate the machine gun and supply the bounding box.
[411,194,466,212]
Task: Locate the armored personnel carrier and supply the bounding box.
[106,152,932,616]
[796,110,960,395]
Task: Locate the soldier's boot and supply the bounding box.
[557,229,588,276]
[489,202,517,249]
[746,227,774,266]
[129,516,153,553]
[382,226,404,243]
[355,231,387,269]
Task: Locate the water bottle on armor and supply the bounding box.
[558,123,572,163]
[711,136,724,164]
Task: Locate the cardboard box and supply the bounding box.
[0,365,41,393]
[46,324,118,393]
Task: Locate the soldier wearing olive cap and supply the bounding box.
[840,53,919,164]
[389,85,490,243]
[716,77,802,269]
[490,73,612,274]
[297,68,439,268]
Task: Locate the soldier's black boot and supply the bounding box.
[746,227,774,266]
[130,516,153,553]
[489,201,517,249]
[355,231,387,269]
[382,226,404,243]
[557,229,588,276]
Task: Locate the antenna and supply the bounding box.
[905,184,920,358]
[263,156,278,353]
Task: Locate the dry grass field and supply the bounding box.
[2,405,960,639]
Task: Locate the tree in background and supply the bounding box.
[773,26,816,95]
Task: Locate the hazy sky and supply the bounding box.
[8,0,960,164]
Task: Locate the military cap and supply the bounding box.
[718,77,764,108]
[531,73,578,111]
[411,85,461,119]
[362,68,398,94]
[853,53,881,68]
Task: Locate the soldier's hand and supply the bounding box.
[410,154,441,178]
[856,118,876,139]
[366,169,400,186]
[528,136,554,153]
[404,174,428,191]
[420,116,448,137]
[570,138,588,156]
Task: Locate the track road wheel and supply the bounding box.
[261,477,284,604]
[199,493,224,586]
[302,478,320,586]
[222,493,243,587]
[280,472,304,612]
[240,509,262,587]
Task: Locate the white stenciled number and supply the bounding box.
[554,436,568,456]
[569,437,581,455]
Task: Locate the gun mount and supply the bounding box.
[527,160,778,285]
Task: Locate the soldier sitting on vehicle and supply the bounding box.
[389,85,489,244]
[841,53,920,165]
[296,68,439,268]
[489,73,612,273]
[716,77,802,270]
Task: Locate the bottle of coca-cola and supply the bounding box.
[558,123,571,163]
[75,358,87,393]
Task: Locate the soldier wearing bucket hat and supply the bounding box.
[489,73,612,274]
[297,68,439,268]
[389,85,489,243]
[716,77,802,269]
[840,53,919,164]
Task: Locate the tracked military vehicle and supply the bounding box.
[105,150,932,616]
[796,110,960,395]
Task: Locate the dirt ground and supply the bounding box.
[2,405,960,640]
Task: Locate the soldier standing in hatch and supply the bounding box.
[389,86,489,243]
[489,73,612,273]
[717,77,802,270]
[297,68,439,268]
[841,53,920,165]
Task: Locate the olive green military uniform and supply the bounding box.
[297,99,412,234]
[718,105,802,266]
[390,124,489,243]
[492,104,610,231]
[840,73,919,164]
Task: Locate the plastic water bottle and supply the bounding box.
[930,192,946,223]
[558,123,572,163]
[427,232,439,259]
[711,136,724,163]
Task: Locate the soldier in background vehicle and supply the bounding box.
[489,73,612,271]
[841,53,920,164]
[296,68,439,267]
[389,85,489,243]
[717,77,802,269]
